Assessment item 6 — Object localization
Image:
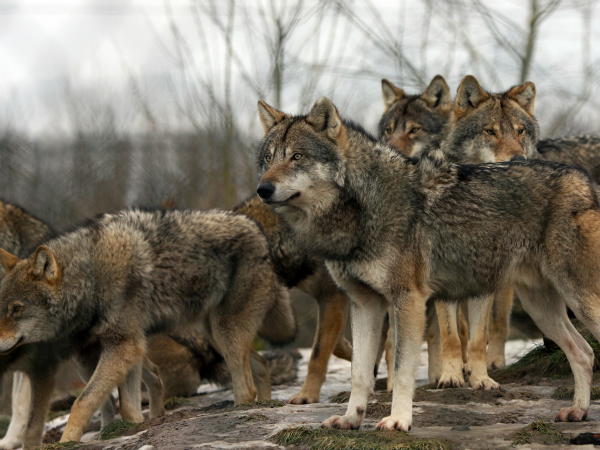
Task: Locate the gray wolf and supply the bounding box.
[256,97,600,431]
[235,195,353,404]
[379,75,451,157]
[0,208,295,448]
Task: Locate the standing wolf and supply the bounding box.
[257,97,600,431]
[0,209,295,448]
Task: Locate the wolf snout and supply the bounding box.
[511,155,526,161]
[257,182,276,199]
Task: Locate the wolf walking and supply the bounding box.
[257,97,600,431]
[0,209,295,448]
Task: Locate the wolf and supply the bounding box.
[256,97,600,432]
[0,208,295,448]
[379,75,451,157]
[235,195,353,404]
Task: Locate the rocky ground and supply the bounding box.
[38,340,600,450]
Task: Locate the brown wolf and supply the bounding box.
[0,209,295,448]
[379,75,451,157]
[235,196,353,404]
[256,97,600,432]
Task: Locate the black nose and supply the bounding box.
[257,182,275,199]
[511,155,526,161]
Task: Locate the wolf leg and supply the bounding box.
[333,294,352,361]
[322,285,387,430]
[22,367,56,450]
[118,362,145,423]
[374,312,389,378]
[141,357,165,419]
[250,350,271,401]
[73,353,116,428]
[458,304,469,364]
[288,289,349,404]
[465,295,499,390]
[426,306,442,385]
[0,372,30,449]
[62,338,145,442]
[487,286,514,370]
[435,301,464,388]
[517,284,592,422]
[377,290,428,432]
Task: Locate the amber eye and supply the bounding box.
[265,154,272,163]
[385,127,393,135]
[292,153,303,161]
[12,305,21,313]
[485,129,494,135]
[410,127,421,134]
[518,128,525,135]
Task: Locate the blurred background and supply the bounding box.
[0,0,595,347]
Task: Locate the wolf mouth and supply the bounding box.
[0,336,24,355]
[264,192,301,206]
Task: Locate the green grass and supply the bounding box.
[97,420,138,440]
[500,339,600,379]
[272,426,450,450]
[34,442,81,450]
[164,396,189,410]
[512,420,569,446]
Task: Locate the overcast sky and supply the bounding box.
[0,0,598,136]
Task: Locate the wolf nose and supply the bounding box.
[257,182,275,199]
[511,155,526,161]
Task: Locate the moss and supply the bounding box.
[238,399,286,409]
[35,442,81,450]
[164,396,189,410]
[97,420,138,440]
[512,420,569,446]
[330,391,351,404]
[552,385,600,400]
[0,415,10,439]
[271,426,450,450]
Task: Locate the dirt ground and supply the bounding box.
[41,341,600,450]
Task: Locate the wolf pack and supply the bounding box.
[0,74,599,449]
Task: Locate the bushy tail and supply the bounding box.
[258,283,297,345]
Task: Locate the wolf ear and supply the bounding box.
[421,75,451,115]
[454,75,489,117]
[0,249,18,274]
[258,101,286,135]
[306,97,346,143]
[508,82,536,115]
[32,246,60,285]
[382,79,404,113]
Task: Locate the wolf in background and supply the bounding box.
[256,97,600,432]
[0,209,295,448]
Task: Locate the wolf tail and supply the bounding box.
[258,283,297,345]
[264,350,301,384]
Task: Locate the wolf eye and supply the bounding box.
[485,129,495,136]
[292,153,303,161]
[385,127,393,134]
[410,127,421,134]
[518,128,525,135]
[264,154,272,163]
[12,305,20,313]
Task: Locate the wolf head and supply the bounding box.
[0,246,61,353]
[378,75,451,157]
[441,75,539,163]
[256,98,357,212]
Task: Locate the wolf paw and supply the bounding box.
[288,391,319,405]
[486,353,506,371]
[437,373,464,389]
[322,414,363,430]
[555,407,588,422]
[376,415,412,432]
[469,375,500,390]
[0,436,23,450]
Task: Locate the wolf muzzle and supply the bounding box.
[257,182,275,200]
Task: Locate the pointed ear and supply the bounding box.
[306,97,346,142]
[421,75,451,115]
[454,75,489,117]
[382,79,404,113]
[508,81,536,115]
[258,101,286,135]
[0,249,18,274]
[32,246,60,285]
